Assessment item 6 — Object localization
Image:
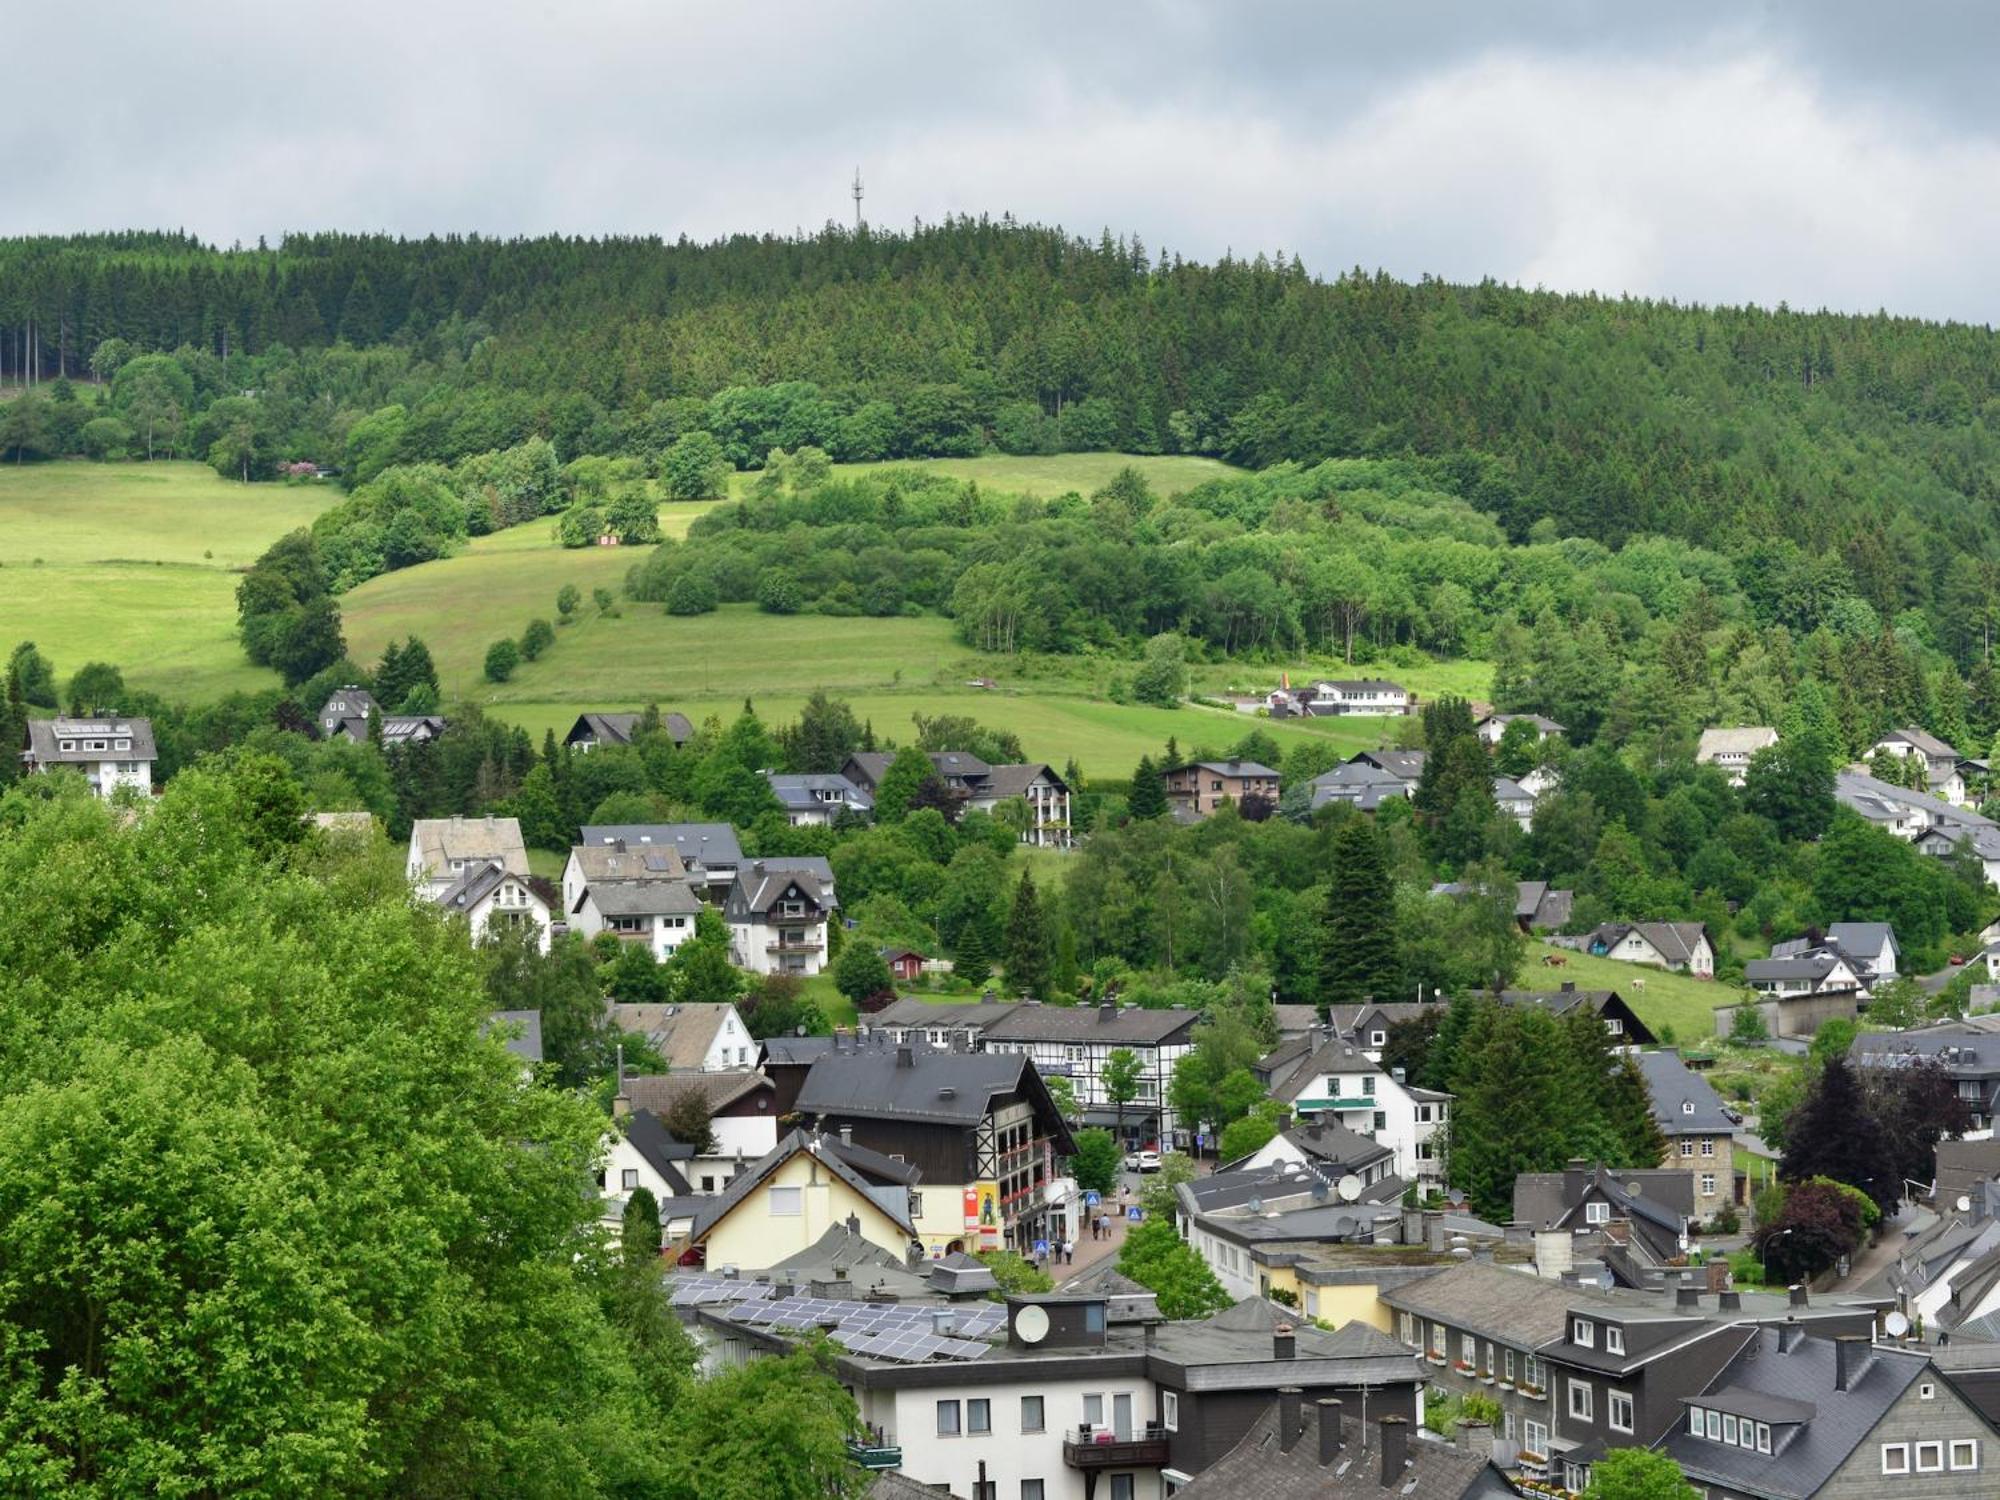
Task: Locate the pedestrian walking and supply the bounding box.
[1063,1238,1074,1265]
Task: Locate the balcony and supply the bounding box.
[766,937,825,954]
[845,1437,903,1471]
[1063,1425,1171,1469]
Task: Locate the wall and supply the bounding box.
[700,1149,907,1267]
[1813,1368,1992,1500]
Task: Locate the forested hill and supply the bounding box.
[6,221,2000,567]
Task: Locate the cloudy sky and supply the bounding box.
[13,2,1999,321]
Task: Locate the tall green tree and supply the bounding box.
[1004,870,1053,1000]
[1318,816,1401,1008]
[1102,1046,1144,1150]
[1127,754,1168,820]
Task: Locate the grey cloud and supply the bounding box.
[7,2,1999,320]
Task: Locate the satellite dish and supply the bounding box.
[1447,1189,1467,1208]
[1627,1183,1644,1197]
[1886,1311,1912,1339]
[1958,1195,1974,1213]
[1337,1174,1364,1203]
[1014,1305,1050,1345]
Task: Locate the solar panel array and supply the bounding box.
[712,1293,1001,1359]
[665,1276,776,1307]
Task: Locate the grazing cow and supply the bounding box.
[1629,977,1646,992]
[1540,953,1569,969]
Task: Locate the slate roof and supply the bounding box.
[1511,1164,1694,1251]
[1934,1139,2000,1207]
[979,1003,1201,1048]
[727,859,838,916]
[409,816,530,877]
[1177,758,1281,779]
[1588,921,1710,967]
[566,710,695,746]
[1477,712,1564,736]
[689,1129,916,1241]
[434,859,531,915]
[795,1049,1070,1143]
[580,823,742,870]
[1171,1393,1513,1500]
[568,841,689,881]
[1662,1330,1931,1500]
[1223,1122,1396,1177]
[1636,1050,1737,1135]
[609,1003,739,1070]
[1880,727,1961,761]
[1825,922,1899,963]
[866,997,1022,1031]
[763,772,873,815]
[24,715,159,765]
[624,1070,774,1116]
[579,879,704,918]
[1382,1260,1631,1349]
[1272,1036,1386,1103]
[485,1008,543,1063]
[982,762,1067,797]
[622,1108,694,1194]
[1744,951,1854,985]
[317,687,378,733]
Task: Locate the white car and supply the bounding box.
[1124,1150,1162,1172]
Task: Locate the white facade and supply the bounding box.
[459,873,553,954]
[1284,1063,1448,1189]
[602,1131,683,1204]
[570,891,698,961]
[727,910,831,976]
[1311,680,1411,714]
[1598,928,1715,978]
[854,1370,1157,1500]
[981,1022,1196,1148]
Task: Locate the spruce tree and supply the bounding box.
[621,1187,662,1267]
[953,916,992,987]
[1127,755,1167,820]
[1004,871,1052,1000]
[1318,816,1401,1010]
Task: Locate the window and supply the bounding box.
[768,1186,803,1216]
[1163,1392,1179,1431]
[621,1168,639,1191]
[1083,1394,1104,1429]
[1362,1076,1376,1096]
[1110,1478,1135,1500]
[1430,1323,1446,1357]
[1701,1174,1717,1197]
[1951,1440,1979,1471]
[1084,1303,1106,1334]
[1916,1442,1944,1473]
[1737,1421,1755,1451]
[909,1191,923,1219]
[1723,1415,1738,1445]
[1021,1395,1044,1433]
[1681,1140,1695,1157]
[115,739,130,751]
[1585,1201,1610,1225]
[1604,1327,1624,1355]
[1524,1420,1548,1457]
[700,1175,715,1192]
[1400,1312,1416,1345]
[1463,1333,1477,1364]
[1606,1018,1623,1035]
[1682,1100,1695,1115]
[1568,1380,1593,1421]
[1022,1483,1046,1500]
[1572,1318,1595,1348]
[937,1401,961,1436]
[968,1399,991,1435]
[59,740,75,752]
[1701,1138,1715,1157]
[1417,1104,1434,1123]
[1882,1444,1910,1475]
[1373,1111,1387,1131]
[1688,1407,1704,1436]
[1372,1031,1387,1047]
[1705,1410,1721,1441]
[1921,1383,1936,1400]
[1756,1424,1771,1454]
[1505,1349,1516,1380]
[1523,1356,1541,1388]
[1609,1392,1633,1433]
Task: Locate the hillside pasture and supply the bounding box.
[725,452,1239,502]
[1525,941,1743,1043]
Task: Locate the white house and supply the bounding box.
[600,1106,694,1212]
[1474,712,1564,747]
[565,840,706,960]
[762,772,874,827]
[1309,678,1412,715]
[1825,922,1900,982]
[407,815,531,899]
[433,859,552,953]
[1694,726,1779,787]
[978,1003,1203,1151]
[1873,727,1967,805]
[1269,1037,1451,1190]
[22,716,156,797]
[724,858,837,976]
[1582,921,1715,978]
[1743,946,1863,1000]
[1491,776,1537,831]
[609,1001,757,1073]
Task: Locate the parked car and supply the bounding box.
[1124,1149,1162,1172]
[1951,954,1969,966]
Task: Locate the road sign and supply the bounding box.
[1127,1206,1142,1222]
[1033,1240,1050,1259]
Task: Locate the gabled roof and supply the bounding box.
[609,1003,740,1070]
[1935,1139,2000,1208]
[1744,950,1855,985]
[1170,1393,1511,1500]
[622,1108,695,1194]
[762,772,873,814]
[1219,1120,1395,1178]
[1476,712,1564,735]
[1826,922,1899,960]
[24,716,159,764]
[578,878,704,919]
[1662,1331,1931,1499]
[727,859,837,917]
[434,858,537,915]
[979,1003,1201,1047]
[795,1049,1075,1149]
[1696,726,1779,759]
[580,823,743,869]
[409,816,529,877]
[1511,1164,1693,1254]
[688,1129,916,1241]
[624,1070,774,1116]
[567,841,689,881]
[982,762,1067,797]
[1173,759,1281,779]
[1273,1036,1392,1103]
[1879,726,1960,761]
[566,710,694,746]
[485,1008,543,1063]
[866,996,1021,1030]
[1589,921,1710,966]
[1636,1050,1737,1135]
[1382,1258,1628,1349]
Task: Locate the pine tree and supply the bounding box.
[953,915,992,987]
[1127,754,1167,819]
[1004,872,1052,1000]
[375,637,407,709]
[1448,1004,1574,1220]
[1318,817,1400,1009]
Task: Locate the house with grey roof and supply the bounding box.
[563,709,694,751]
[1173,1394,1514,1500]
[1635,1051,1741,1221]
[565,839,706,960]
[580,822,743,897]
[406,815,530,897]
[839,752,1073,844]
[724,857,837,977]
[1475,711,1564,747]
[1827,921,1902,981]
[1308,749,1428,813]
[1853,1016,2000,1131]
[601,1105,696,1216]
[1481,986,1656,1046]
[21,715,157,797]
[432,858,550,953]
[1511,1159,1697,1265]
[316,687,447,746]
[1581,921,1715,977]
[1662,1331,1993,1500]
[608,1001,756,1072]
[1163,758,1281,818]
[484,1008,543,1066]
[622,1069,780,1191]
[1874,726,1968,805]
[979,1002,1202,1151]
[762,770,873,827]
[1266,1036,1450,1191]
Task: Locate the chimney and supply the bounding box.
[1099,1003,1117,1024]
[1274,1323,1297,1360]
[612,1042,630,1118]
[1379,1416,1409,1487]
[1458,1420,1494,1463]
[1676,1285,1702,1311]
[1788,1283,1809,1310]
[1560,981,1576,994]
[1318,1399,1344,1465]
[840,1123,853,1147]
[1278,1387,1304,1452]
[1777,1319,1803,1353]
[932,1309,957,1335]
[1718,1290,1741,1313]
[1564,1157,1589,1201]
[896,1045,915,1068]
[1836,1335,1867,1391]
[1144,1320,1158,1348]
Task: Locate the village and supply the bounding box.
[21,679,2000,1500]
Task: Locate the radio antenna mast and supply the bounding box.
[851,167,865,232]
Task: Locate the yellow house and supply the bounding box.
[692,1129,917,1269]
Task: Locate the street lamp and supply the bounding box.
[1762,1228,1793,1286]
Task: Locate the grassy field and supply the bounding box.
[0,461,331,699]
[725,452,1240,502]
[1526,940,1744,1043]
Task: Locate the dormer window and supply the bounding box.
[1585,1201,1609,1225]
[1571,1318,1594,1347]
[1682,1101,1695,1114]
[59,741,75,752]
[115,739,130,751]
[1604,1326,1624,1355]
